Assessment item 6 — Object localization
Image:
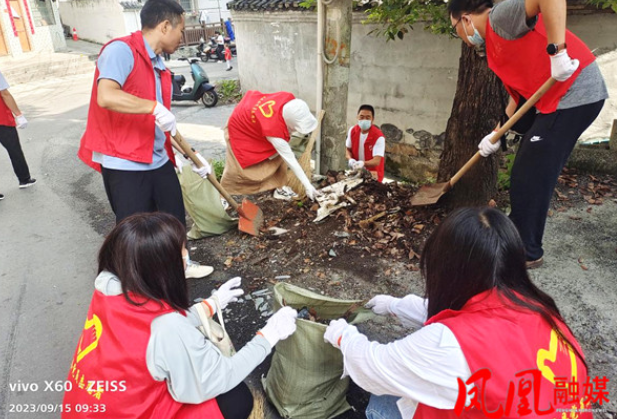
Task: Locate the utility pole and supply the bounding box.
[319,0,352,173]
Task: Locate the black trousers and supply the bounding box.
[216,45,225,61]
[0,125,31,183]
[509,100,604,261]
[216,382,254,419]
[101,160,185,226]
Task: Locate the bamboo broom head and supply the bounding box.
[287,110,325,198]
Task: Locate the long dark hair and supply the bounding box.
[421,207,585,365]
[98,212,189,312]
[447,0,493,19]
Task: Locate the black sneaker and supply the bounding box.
[226,66,233,71]
[19,178,37,189]
[0,193,4,200]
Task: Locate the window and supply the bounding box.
[32,0,56,27]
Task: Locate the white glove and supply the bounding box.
[152,102,177,136]
[351,160,365,171]
[365,295,401,316]
[305,185,323,202]
[191,153,212,178]
[347,158,357,170]
[15,114,27,129]
[324,318,359,349]
[478,131,501,157]
[211,277,243,309]
[174,154,184,173]
[550,50,579,82]
[259,306,298,348]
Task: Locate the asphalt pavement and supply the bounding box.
[0,70,234,419]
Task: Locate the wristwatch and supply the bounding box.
[546,43,567,55]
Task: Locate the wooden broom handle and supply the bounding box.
[449,77,557,186]
[172,131,240,211]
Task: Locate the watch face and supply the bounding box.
[547,44,557,55]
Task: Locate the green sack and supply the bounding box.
[263,283,374,419]
[177,167,237,239]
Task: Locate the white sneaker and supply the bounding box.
[185,261,214,279]
[273,186,298,201]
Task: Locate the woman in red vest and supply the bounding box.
[346,104,386,182]
[62,212,298,419]
[448,0,606,269]
[324,207,591,419]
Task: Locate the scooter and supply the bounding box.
[171,58,218,108]
[196,38,219,62]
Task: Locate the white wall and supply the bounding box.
[233,10,617,178]
[58,0,127,44]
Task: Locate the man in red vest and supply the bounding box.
[345,104,386,182]
[448,0,607,269]
[0,69,36,201]
[77,0,213,279]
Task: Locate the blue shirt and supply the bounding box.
[92,36,170,171]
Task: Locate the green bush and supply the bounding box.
[498,154,516,191]
[211,158,225,181]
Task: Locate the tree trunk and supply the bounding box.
[320,0,352,173]
[437,43,506,208]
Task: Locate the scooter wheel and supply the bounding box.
[202,90,218,108]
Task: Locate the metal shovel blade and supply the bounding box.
[410,181,452,206]
[237,198,264,236]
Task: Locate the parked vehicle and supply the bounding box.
[197,36,237,62]
[171,58,218,108]
[196,38,219,62]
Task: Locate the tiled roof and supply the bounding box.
[120,1,143,10]
[228,0,612,13]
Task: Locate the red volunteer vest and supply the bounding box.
[62,290,224,419]
[77,31,175,172]
[413,290,591,419]
[0,93,16,127]
[227,91,295,168]
[350,125,385,182]
[485,15,595,114]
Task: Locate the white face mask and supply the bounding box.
[358,120,371,131]
[465,19,485,47]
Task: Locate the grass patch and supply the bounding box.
[216,79,243,105]
[211,158,225,181]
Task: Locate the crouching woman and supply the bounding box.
[324,207,591,419]
[62,212,297,419]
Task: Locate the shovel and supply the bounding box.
[173,131,264,236]
[410,77,557,206]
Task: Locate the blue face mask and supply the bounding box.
[358,120,371,131]
[466,20,485,47]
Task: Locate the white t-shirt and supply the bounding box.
[0,70,10,91]
[345,126,385,161]
[339,294,472,419]
[216,35,224,45]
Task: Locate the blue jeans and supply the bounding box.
[366,394,403,419]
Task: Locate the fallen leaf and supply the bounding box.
[224,257,233,267]
[569,216,582,221]
[580,265,588,271]
[488,199,497,208]
[586,207,593,213]
[408,249,420,260]
[547,210,554,217]
[578,257,584,264]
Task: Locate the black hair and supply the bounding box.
[140,0,184,30]
[98,212,189,312]
[357,104,375,118]
[447,0,493,18]
[421,207,586,366]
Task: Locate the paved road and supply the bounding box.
[0,72,234,418]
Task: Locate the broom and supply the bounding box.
[287,110,325,198]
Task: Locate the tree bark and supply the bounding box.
[437,43,506,208]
